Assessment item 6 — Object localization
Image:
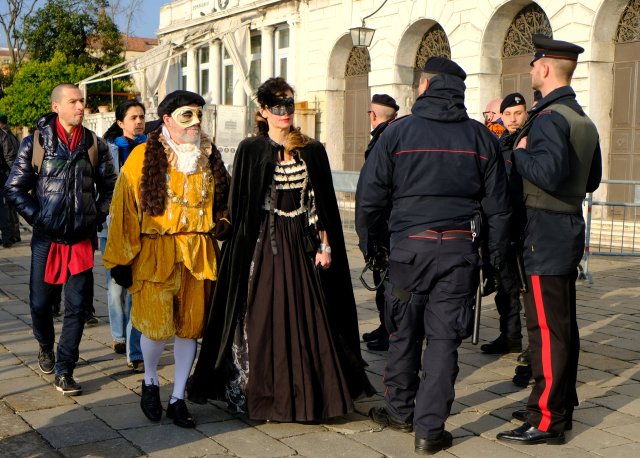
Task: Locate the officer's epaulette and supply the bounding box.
[389,114,411,125]
[539,109,553,116]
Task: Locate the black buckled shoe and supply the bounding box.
[415,431,453,455]
[363,325,384,342]
[140,382,162,421]
[166,399,195,428]
[368,406,413,432]
[497,422,565,445]
[480,335,522,354]
[512,409,573,430]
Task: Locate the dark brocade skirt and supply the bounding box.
[242,211,353,422]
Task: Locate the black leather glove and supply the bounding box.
[481,262,498,297]
[366,246,389,273]
[110,265,133,288]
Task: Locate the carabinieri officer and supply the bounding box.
[497,34,602,445]
[357,57,511,455]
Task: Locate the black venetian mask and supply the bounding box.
[265,95,295,116]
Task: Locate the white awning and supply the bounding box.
[79,19,255,107]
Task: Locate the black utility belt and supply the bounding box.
[408,229,473,241]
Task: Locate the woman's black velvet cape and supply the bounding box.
[188,134,374,403]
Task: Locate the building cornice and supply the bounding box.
[158,0,286,37]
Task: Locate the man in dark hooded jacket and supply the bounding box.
[4,83,116,396]
[356,57,511,455]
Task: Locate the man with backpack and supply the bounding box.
[4,83,116,396]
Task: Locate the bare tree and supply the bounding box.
[107,0,144,58]
[0,0,39,66]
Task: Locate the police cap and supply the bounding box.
[423,56,467,81]
[530,34,584,66]
[371,94,399,112]
[500,93,527,113]
[158,90,206,119]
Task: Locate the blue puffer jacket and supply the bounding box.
[4,112,117,243]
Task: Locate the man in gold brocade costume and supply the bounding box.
[103,91,230,428]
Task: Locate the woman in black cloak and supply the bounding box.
[188,77,374,421]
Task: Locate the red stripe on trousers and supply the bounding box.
[532,275,553,431]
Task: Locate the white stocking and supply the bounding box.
[141,334,166,386]
[170,336,197,403]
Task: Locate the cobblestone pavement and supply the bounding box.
[1,232,640,457]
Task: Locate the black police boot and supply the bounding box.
[368,406,413,432]
[140,381,162,421]
[512,364,532,388]
[497,423,565,445]
[415,431,453,455]
[512,409,573,430]
[366,334,389,351]
[363,325,384,342]
[480,335,522,354]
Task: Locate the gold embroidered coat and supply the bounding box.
[103,135,219,339]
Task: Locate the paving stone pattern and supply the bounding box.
[1,233,640,457]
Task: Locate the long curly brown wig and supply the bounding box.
[255,77,311,155]
[140,129,168,216]
[139,128,230,221]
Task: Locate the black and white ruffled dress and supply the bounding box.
[225,153,352,422]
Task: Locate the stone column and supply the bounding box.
[186,47,198,92]
[261,26,275,81]
[286,19,298,85]
[211,40,222,105]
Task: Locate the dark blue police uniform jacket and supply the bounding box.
[355,73,511,269]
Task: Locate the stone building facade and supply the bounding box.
[132,0,640,202]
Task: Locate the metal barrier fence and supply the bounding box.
[331,173,640,284]
[582,179,640,283]
[332,171,359,233]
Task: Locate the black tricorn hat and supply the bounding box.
[423,56,467,81]
[530,34,584,66]
[500,93,527,113]
[371,94,399,111]
[157,90,206,119]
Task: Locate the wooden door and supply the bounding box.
[609,41,640,204]
[501,55,535,108]
[343,74,370,171]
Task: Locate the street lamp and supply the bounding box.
[350,23,376,48]
[349,0,388,48]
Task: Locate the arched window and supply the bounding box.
[414,24,451,70]
[345,47,371,77]
[502,3,552,58]
[616,0,640,43]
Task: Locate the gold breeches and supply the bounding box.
[130,263,212,340]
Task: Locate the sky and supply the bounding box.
[0,0,162,47]
[121,0,162,39]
